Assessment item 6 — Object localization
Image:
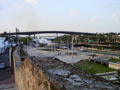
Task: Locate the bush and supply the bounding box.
[111,45,117,51]
[117,69,120,82]
[20,49,27,56]
[97,46,103,50]
[39,43,45,47]
[118,69,120,77]
[21,37,32,45]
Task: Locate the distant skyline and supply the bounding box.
[0,0,120,33]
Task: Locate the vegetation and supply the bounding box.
[12,36,32,45]
[117,69,120,83]
[40,48,61,51]
[20,48,27,56]
[39,43,45,47]
[53,35,72,43]
[118,69,120,78]
[74,60,114,74]
[13,37,18,43]
[109,58,120,63]
[0,32,10,41]
[54,32,120,44]
[111,45,117,51]
[21,37,32,45]
[96,46,104,50]
[53,32,120,51]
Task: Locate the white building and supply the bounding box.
[38,37,51,44]
[0,37,9,54]
[32,37,53,44]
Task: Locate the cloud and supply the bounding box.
[14,4,22,9]
[70,9,80,16]
[24,0,38,4]
[0,0,3,3]
[12,8,40,31]
[90,16,97,23]
[0,0,3,5]
[105,2,120,9]
[112,14,120,21]
[0,0,3,10]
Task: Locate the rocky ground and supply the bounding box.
[29,56,120,90]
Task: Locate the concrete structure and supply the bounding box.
[109,62,120,70]
[66,51,78,55]
[96,71,118,81]
[0,37,9,54]
[25,47,91,64]
[91,58,109,65]
[12,50,120,90]
[4,31,96,35]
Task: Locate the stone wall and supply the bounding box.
[13,51,120,90]
[13,53,59,90]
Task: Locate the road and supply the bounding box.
[0,50,17,90]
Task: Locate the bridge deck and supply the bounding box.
[1,31,96,35]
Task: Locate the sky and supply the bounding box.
[0,0,120,33]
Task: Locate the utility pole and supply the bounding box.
[56,33,58,54]
[71,34,74,65]
[27,35,29,55]
[16,28,20,55]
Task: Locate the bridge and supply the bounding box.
[1,30,96,35]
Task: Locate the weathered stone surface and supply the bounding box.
[14,59,59,90]
[13,52,120,90]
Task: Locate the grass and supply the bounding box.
[74,60,114,74]
[88,48,120,55]
[109,58,120,63]
[40,49,61,51]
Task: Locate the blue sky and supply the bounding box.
[0,0,120,33]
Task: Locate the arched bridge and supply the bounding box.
[2,31,96,35]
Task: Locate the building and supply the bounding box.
[109,62,120,70]
[0,37,9,54]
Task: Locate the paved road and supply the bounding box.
[0,84,17,90]
[27,47,91,64]
[0,50,17,90]
[0,50,10,67]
